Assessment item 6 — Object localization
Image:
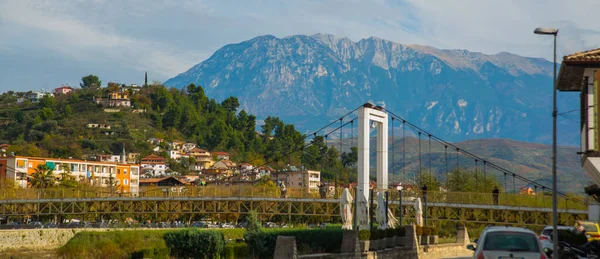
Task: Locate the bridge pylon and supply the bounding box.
[357,104,388,230]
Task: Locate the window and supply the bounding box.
[116,180,121,185]
[124,169,127,175]
[117,169,121,174]
[124,179,129,185]
[483,232,539,252]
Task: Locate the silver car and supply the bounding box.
[539,225,574,251]
[467,226,547,259]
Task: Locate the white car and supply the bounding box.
[467,226,549,259]
[539,225,574,251]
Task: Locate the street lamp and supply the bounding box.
[534,26,558,258]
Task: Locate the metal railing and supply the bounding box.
[0,187,589,210]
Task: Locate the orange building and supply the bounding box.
[0,156,139,193]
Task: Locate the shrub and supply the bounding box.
[422,226,432,236]
[396,226,406,237]
[164,229,225,259]
[415,225,423,236]
[245,228,343,258]
[431,226,439,236]
[224,242,249,259]
[131,247,169,259]
[358,230,371,241]
[386,228,395,238]
[369,229,379,240]
[57,230,168,259]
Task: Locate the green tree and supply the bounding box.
[39,107,54,120]
[416,170,441,193]
[221,96,240,113]
[58,164,78,188]
[80,74,102,89]
[446,169,501,193]
[341,146,358,167]
[64,105,72,117]
[29,164,56,188]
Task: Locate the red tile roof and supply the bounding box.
[563,48,600,63]
[213,151,230,156]
[141,154,166,162]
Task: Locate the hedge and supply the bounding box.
[245,228,343,258]
[57,230,169,259]
[224,242,249,259]
[164,229,225,259]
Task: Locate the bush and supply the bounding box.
[431,226,439,236]
[369,229,379,240]
[396,226,406,237]
[358,230,371,241]
[164,229,225,259]
[58,230,169,259]
[422,226,432,236]
[386,228,395,238]
[245,228,343,258]
[224,242,249,259]
[131,247,169,259]
[415,225,423,236]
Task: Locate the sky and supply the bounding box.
[1,0,599,93]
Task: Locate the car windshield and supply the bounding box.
[483,231,539,252]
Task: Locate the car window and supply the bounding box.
[582,224,598,232]
[541,229,552,236]
[483,232,539,252]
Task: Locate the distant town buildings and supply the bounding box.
[140,154,168,177]
[53,86,73,95]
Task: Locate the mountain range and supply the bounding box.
[164,33,579,145]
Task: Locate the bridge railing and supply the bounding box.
[0,187,589,210]
[385,190,589,210]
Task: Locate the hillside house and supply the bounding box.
[187,148,212,168]
[140,154,168,177]
[53,86,73,95]
[108,92,131,107]
[26,91,53,103]
[182,143,197,152]
[212,151,230,161]
[213,160,237,175]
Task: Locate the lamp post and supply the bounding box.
[534,26,558,258]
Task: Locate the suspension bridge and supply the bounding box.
[0,103,590,226]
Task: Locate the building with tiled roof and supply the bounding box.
[140,154,168,177]
[557,48,600,185]
[212,151,230,161]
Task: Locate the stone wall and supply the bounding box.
[418,243,472,259]
[0,228,124,252]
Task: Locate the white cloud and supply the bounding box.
[0,0,599,91]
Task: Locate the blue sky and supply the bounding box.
[0,0,599,93]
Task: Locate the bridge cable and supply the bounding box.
[444,145,448,183]
[456,148,460,172]
[428,134,432,176]
[392,117,395,181]
[382,108,569,197]
[339,118,343,154]
[402,120,406,182]
[483,161,487,182]
[513,174,516,194]
[475,159,479,190]
[418,132,422,181]
[504,173,507,192]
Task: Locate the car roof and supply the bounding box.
[484,227,537,235]
[543,226,573,230]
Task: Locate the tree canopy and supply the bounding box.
[80,74,102,89]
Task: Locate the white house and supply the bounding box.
[140,154,168,177]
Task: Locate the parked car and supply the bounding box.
[467,226,549,259]
[539,225,574,251]
[575,220,600,241]
[27,221,44,229]
[265,222,279,228]
[221,223,235,229]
